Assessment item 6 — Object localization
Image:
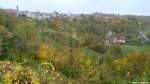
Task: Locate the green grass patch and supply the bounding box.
[144,26,150,35]
[121,44,150,54]
[83,46,100,60]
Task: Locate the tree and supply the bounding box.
[104,44,122,65]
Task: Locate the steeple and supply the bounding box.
[16,0,20,17]
[16,5,19,17]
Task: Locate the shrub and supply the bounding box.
[0,61,40,84]
[113,51,150,82]
[37,43,55,60]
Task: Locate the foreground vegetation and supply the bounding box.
[0,9,150,84]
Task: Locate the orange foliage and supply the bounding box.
[37,43,54,60]
[113,51,150,74]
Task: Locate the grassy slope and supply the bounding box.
[121,44,150,54]
[121,26,150,54]
[144,26,150,35]
[82,47,99,59]
[49,37,100,60]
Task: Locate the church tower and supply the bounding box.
[16,0,20,17]
[16,5,19,17]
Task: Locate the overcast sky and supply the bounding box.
[0,0,150,15]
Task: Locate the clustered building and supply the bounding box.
[2,8,79,20]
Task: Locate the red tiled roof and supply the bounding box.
[112,35,126,40]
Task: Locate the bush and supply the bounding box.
[37,43,55,60]
[0,61,40,84]
[113,51,150,82]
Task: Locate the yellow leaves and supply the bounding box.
[113,51,150,73]
[14,65,22,72]
[113,59,120,64]
[3,72,12,84]
[113,60,122,71]
[40,61,55,73]
[0,25,5,32]
[41,61,49,65]
[50,62,55,72]
[85,58,92,65]
[127,51,140,61]
[113,58,128,71]
[38,50,49,59]
[127,51,148,63]
[0,61,40,84]
[113,60,119,70]
[69,82,72,84]
[122,58,128,65]
[37,43,54,60]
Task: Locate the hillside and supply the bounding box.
[0,10,150,84]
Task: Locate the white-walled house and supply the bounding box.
[105,35,127,46]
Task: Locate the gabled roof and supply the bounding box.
[112,35,127,40]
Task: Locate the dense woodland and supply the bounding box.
[0,9,150,84]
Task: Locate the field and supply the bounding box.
[121,44,150,54]
[144,26,150,35]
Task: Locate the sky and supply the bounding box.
[0,0,150,15]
